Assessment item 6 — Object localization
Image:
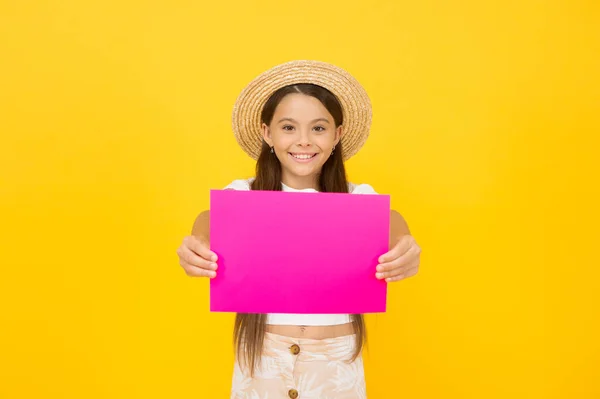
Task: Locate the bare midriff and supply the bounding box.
[265,322,354,339]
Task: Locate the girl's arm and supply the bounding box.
[192,210,211,244]
[176,210,217,278]
[191,186,238,242]
[376,210,420,283]
[390,210,411,248]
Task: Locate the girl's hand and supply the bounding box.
[376,235,421,282]
[176,236,219,278]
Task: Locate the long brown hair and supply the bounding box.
[233,83,367,377]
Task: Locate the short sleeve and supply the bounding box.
[349,182,378,194]
[223,178,253,191]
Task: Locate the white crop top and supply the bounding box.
[223,178,378,326]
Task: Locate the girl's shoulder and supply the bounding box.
[223,178,255,191]
[348,182,378,194]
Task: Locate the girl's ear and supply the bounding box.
[262,123,273,147]
[334,125,343,146]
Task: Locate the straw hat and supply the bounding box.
[231,60,372,161]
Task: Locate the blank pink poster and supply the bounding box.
[209,189,390,314]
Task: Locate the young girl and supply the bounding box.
[176,60,421,398]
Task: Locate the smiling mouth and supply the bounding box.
[289,152,318,160]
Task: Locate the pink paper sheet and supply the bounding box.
[209,189,390,314]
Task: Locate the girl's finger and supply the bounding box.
[385,263,420,282]
[377,242,404,263]
[183,264,217,278]
[184,236,218,262]
[376,257,420,279]
[377,247,399,264]
[179,245,218,270]
[376,265,406,280]
[376,243,420,272]
[378,235,414,263]
[376,253,409,273]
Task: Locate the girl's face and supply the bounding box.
[262,93,342,187]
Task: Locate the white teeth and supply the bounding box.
[292,154,314,159]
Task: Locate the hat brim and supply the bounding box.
[232,60,372,161]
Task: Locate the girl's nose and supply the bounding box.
[297,129,312,146]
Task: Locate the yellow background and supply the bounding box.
[1,1,598,398]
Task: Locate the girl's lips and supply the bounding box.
[288,152,318,163]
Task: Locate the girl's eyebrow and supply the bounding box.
[277,117,331,124]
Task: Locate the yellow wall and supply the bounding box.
[1,1,598,397]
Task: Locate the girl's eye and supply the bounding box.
[314,126,326,132]
[282,125,294,131]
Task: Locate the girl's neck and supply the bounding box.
[281,172,319,191]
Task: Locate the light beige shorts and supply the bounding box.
[230,332,366,399]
